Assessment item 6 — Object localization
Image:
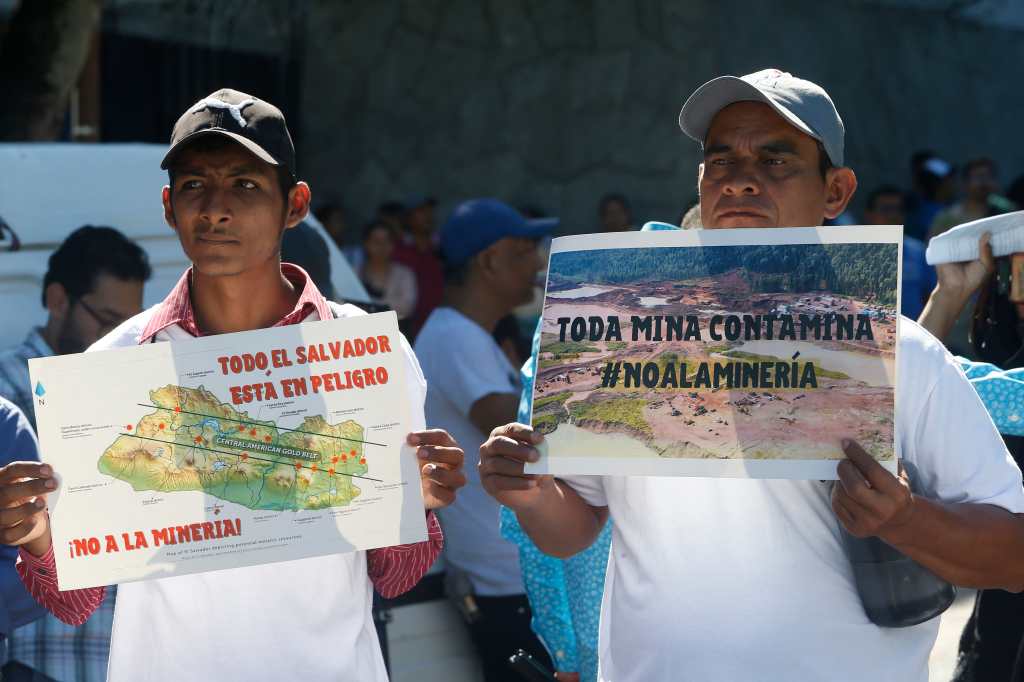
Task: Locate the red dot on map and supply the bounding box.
[341,454,347,461]
[194,436,201,443]
[174,406,181,413]
[264,436,271,443]
[238,425,245,431]
[359,458,366,465]
[241,453,248,461]
[311,465,318,472]
[328,468,335,475]
[126,425,133,431]
[294,462,302,469]
[249,429,256,436]
[349,449,356,457]
[159,423,165,430]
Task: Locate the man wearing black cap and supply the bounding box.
[0,89,467,681]
[478,70,1024,681]
[414,198,555,681]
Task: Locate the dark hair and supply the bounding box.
[313,202,343,225]
[864,185,904,212]
[963,157,997,179]
[166,135,296,200]
[361,220,392,243]
[598,193,631,217]
[815,142,834,180]
[1008,174,1024,209]
[43,226,152,307]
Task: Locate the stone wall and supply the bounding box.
[298,0,1024,232]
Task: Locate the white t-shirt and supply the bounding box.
[415,307,525,596]
[90,302,427,682]
[562,318,1024,682]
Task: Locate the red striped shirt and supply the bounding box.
[17,262,442,622]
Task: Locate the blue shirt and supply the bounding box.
[0,397,46,639]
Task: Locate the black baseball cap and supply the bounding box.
[161,88,296,178]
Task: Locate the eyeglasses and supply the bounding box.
[75,297,130,334]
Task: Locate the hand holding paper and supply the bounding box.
[0,461,56,555]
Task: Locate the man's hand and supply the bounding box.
[0,461,56,556]
[409,430,466,510]
[831,439,916,542]
[479,423,555,511]
[935,232,995,304]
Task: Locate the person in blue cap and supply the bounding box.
[414,198,556,681]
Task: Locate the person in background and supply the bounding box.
[0,226,151,430]
[414,198,556,681]
[394,196,443,338]
[862,185,936,320]
[281,221,336,300]
[313,202,347,249]
[0,398,46,681]
[377,201,407,238]
[0,226,148,682]
[596,193,633,232]
[917,232,1024,681]
[929,158,1016,240]
[359,221,417,321]
[905,154,955,241]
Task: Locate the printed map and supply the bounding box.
[99,385,373,511]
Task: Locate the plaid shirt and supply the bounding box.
[6,590,115,682]
[0,328,53,431]
[0,330,116,681]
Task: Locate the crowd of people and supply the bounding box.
[0,69,1023,682]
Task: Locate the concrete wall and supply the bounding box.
[298,0,1024,231]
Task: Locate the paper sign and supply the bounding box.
[29,311,426,589]
[526,226,902,479]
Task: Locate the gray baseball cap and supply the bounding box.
[678,69,845,167]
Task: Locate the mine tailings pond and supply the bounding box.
[547,285,612,299]
[723,340,894,386]
[547,423,660,458]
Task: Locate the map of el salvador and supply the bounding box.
[99,385,373,511]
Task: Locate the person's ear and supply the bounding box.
[44,281,70,318]
[285,182,312,230]
[823,167,858,220]
[162,186,177,231]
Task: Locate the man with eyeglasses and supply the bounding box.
[0,224,149,682]
[0,225,151,432]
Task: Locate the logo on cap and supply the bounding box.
[190,96,257,128]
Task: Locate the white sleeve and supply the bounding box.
[398,332,427,431]
[903,340,1024,514]
[559,475,608,508]
[427,331,517,417]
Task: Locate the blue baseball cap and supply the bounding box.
[440,198,558,266]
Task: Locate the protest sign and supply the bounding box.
[526,226,901,479]
[28,311,425,589]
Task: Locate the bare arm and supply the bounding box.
[918,232,994,340]
[469,393,521,437]
[833,440,1024,592]
[479,423,607,558]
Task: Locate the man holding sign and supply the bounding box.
[0,89,466,681]
[480,70,1024,681]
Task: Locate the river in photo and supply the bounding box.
[546,422,660,458]
[547,285,612,299]
[729,340,894,385]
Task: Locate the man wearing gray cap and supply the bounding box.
[478,69,1024,681]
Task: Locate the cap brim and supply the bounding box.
[678,76,820,148]
[160,128,280,170]
[520,217,558,238]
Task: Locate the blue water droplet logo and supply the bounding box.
[34,382,45,397]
